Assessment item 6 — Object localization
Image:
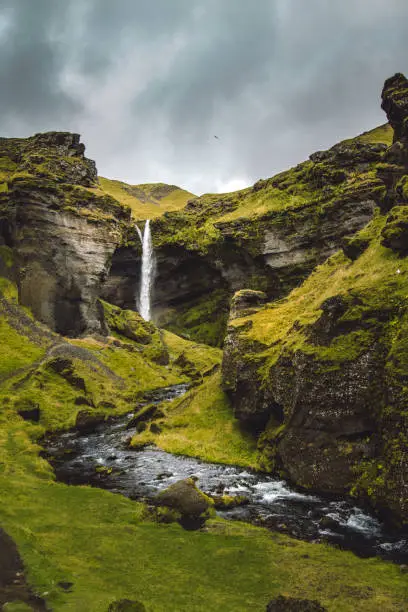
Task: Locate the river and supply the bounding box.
[43,384,408,564]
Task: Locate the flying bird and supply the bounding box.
[214,135,219,139]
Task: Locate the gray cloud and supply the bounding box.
[0,0,407,194]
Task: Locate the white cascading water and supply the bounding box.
[138,220,154,321]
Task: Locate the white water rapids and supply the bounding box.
[136,220,154,321]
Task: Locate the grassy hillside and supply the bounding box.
[96,177,195,220]
[152,124,393,254]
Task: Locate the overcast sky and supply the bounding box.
[0,0,407,194]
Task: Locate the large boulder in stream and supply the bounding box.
[155,478,214,527]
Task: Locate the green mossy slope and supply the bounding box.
[97,177,194,220]
[132,371,258,467]
[222,209,408,521]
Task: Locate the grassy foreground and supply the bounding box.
[0,414,407,611]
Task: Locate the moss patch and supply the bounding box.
[132,372,259,467]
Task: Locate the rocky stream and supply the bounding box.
[43,385,408,565]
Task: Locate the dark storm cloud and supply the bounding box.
[0,0,407,193]
[0,0,81,130]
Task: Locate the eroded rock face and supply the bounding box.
[0,133,130,336]
[12,183,124,335]
[222,287,408,524]
[381,73,408,146]
[221,75,408,525]
[138,139,381,344]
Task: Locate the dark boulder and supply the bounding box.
[155,478,214,520]
[75,410,105,432]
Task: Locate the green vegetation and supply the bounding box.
[132,372,259,467]
[345,123,394,146]
[1,120,408,610]
[151,128,388,258]
[233,213,408,367]
[2,283,405,611]
[97,177,194,220]
[161,329,222,376]
[159,289,230,347]
[1,411,407,611]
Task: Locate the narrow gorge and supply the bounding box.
[1,74,408,612]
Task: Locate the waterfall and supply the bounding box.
[138,220,154,321]
[135,224,143,244]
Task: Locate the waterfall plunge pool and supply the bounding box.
[42,384,408,564]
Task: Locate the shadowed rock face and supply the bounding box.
[381,73,408,146]
[0,132,130,336]
[12,182,125,336]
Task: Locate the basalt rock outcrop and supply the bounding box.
[0,132,131,335]
[221,75,408,526]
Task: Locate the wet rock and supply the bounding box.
[75,410,105,432]
[266,595,327,611]
[126,404,161,430]
[319,516,339,530]
[156,471,173,480]
[212,494,249,510]
[156,478,214,520]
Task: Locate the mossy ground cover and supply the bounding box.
[233,212,408,369]
[132,372,259,468]
[97,178,194,220]
[0,412,407,612]
[2,286,406,610]
[151,129,388,261]
[159,289,230,348]
[345,123,394,146]
[161,329,222,376]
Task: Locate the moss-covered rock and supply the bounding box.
[222,214,408,523]
[155,478,214,523]
[381,205,408,254]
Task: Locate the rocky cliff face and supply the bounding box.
[135,126,389,345]
[221,74,408,526]
[0,132,131,335]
